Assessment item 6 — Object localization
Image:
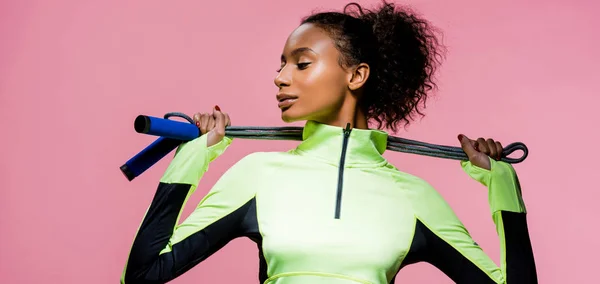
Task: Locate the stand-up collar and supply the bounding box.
[294,120,389,166]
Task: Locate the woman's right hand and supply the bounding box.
[193,105,231,147]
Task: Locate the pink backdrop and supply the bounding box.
[1,0,598,283]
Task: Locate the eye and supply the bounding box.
[297,62,311,70]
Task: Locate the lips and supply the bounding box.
[277,93,298,109]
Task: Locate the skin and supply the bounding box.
[192,23,503,170]
[273,23,370,129]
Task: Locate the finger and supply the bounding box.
[212,106,225,123]
[495,141,503,160]
[199,113,210,134]
[207,115,216,131]
[476,138,489,155]
[458,134,478,158]
[213,106,227,135]
[193,112,201,126]
[486,138,497,160]
[224,113,231,127]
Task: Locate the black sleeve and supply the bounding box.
[121,183,256,283]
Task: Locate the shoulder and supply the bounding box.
[231,151,285,167]
[208,151,289,196]
[381,163,442,195]
[204,152,271,200]
[220,151,289,178]
[382,163,456,215]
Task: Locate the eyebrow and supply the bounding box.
[281,47,316,61]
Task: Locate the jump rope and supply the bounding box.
[120,112,528,181]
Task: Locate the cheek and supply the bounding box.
[301,64,346,106]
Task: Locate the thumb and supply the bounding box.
[212,105,226,134]
[458,134,479,159]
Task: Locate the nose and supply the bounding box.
[274,66,291,88]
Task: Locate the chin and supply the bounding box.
[280,108,305,123]
[280,113,297,123]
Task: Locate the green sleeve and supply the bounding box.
[460,158,526,215]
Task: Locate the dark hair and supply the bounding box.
[301,1,444,132]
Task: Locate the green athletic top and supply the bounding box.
[121,120,537,283]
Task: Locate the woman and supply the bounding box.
[120,1,537,283]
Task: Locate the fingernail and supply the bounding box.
[215,105,221,111]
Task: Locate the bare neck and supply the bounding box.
[318,94,369,130]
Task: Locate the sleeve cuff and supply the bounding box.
[460,158,527,215]
[160,135,233,185]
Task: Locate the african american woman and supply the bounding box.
[120,1,537,283]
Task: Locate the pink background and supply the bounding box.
[1,0,598,283]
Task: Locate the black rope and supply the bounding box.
[163,112,528,164]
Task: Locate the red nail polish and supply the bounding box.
[215,105,221,111]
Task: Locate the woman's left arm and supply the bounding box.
[457,135,537,282]
[399,136,537,283]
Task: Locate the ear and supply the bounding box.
[347,63,370,91]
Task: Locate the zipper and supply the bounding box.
[334,123,352,219]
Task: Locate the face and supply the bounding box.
[274,23,350,123]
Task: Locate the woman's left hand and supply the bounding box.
[457,134,504,171]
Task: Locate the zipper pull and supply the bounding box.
[343,123,352,137]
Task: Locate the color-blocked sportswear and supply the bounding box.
[121,120,537,283]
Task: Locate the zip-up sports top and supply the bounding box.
[121,120,537,283]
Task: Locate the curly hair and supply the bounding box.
[301,1,445,132]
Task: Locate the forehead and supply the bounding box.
[283,23,336,55]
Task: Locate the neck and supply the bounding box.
[318,94,368,130]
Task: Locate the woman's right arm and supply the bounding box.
[120,115,257,283]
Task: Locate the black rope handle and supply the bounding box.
[163,112,528,164]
